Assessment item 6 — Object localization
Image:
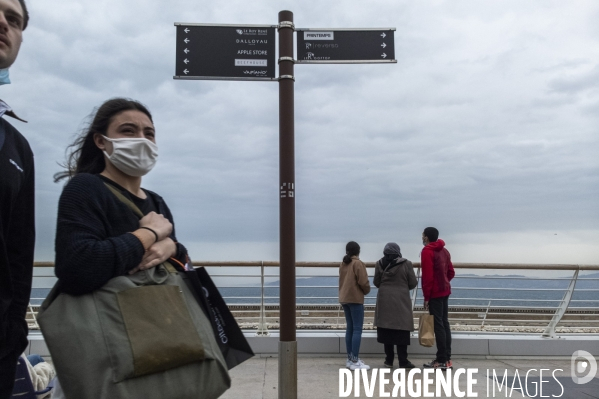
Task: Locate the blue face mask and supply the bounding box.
[0,69,11,85]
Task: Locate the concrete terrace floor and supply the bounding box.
[219,356,599,399]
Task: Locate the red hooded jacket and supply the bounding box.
[421,239,455,301]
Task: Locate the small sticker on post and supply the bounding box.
[303,32,334,40]
[235,59,268,67]
[280,182,295,198]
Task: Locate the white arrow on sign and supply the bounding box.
[184,38,190,43]
[381,42,387,48]
[184,48,190,54]
[381,53,387,58]
[184,59,189,64]
[183,69,189,74]
[184,28,190,33]
[381,32,386,38]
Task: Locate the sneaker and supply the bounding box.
[446,359,453,369]
[350,359,371,370]
[346,359,352,368]
[383,361,393,368]
[423,359,447,369]
[398,361,416,369]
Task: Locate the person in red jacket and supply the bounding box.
[420,227,455,369]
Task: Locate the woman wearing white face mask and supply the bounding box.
[53,98,188,294]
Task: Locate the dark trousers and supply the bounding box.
[0,350,19,399]
[429,295,451,363]
[384,344,408,367]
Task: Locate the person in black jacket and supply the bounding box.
[0,1,33,398]
[53,98,189,295]
[373,243,417,369]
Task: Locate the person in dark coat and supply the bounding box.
[0,2,33,397]
[374,242,418,368]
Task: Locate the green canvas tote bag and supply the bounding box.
[38,262,231,399]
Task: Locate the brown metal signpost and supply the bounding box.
[174,11,395,399]
[277,10,297,399]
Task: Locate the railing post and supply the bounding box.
[481,300,491,329]
[256,261,270,336]
[411,266,421,311]
[542,269,579,338]
[27,303,39,330]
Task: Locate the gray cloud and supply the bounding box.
[4,0,598,263]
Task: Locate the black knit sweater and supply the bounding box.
[0,117,35,357]
[55,173,188,295]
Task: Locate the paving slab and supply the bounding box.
[219,358,267,399]
[26,331,598,398]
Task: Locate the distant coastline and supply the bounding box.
[30,272,599,307]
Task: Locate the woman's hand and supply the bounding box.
[139,212,173,241]
[128,238,177,274]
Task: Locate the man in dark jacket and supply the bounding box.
[0,1,33,397]
[421,227,455,370]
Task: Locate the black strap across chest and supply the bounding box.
[0,122,6,153]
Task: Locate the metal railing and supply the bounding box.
[30,261,599,337]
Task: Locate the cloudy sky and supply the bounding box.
[4,0,598,265]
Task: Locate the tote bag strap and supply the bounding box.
[104,182,181,275]
[103,182,145,219]
[104,182,182,279]
[0,122,5,153]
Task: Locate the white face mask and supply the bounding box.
[102,136,158,177]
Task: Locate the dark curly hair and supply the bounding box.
[54,98,153,182]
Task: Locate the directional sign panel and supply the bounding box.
[175,24,276,80]
[296,29,396,63]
